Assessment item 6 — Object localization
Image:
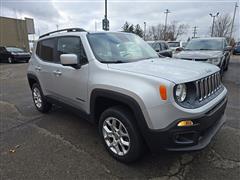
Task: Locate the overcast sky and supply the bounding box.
[1,0,239,41]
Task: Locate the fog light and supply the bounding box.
[177,120,193,127]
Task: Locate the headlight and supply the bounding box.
[208,57,221,65]
[175,84,187,102]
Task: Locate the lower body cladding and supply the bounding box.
[141,97,227,152]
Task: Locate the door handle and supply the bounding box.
[53,70,62,76]
[35,66,41,71]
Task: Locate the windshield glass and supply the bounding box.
[6,47,24,52]
[185,39,223,50]
[87,33,158,63]
[168,42,180,47]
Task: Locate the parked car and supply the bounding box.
[0,46,31,63]
[233,42,240,55]
[167,41,180,52]
[174,37,232,75]
[147,41,172,57]
[27,28,227,163]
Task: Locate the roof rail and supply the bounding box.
[39,28,87,39]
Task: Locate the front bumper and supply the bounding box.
[144,97,227,152]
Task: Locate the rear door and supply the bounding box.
[51,36,89,111]
[35,38,58,96]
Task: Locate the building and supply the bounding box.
[0,16,34,51]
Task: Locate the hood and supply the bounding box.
[174,50,223,59]
[108,58,219,84]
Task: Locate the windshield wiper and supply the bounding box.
[198,48,211,50]
[102,60,126,64]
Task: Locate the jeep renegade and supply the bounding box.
[27,28,227,163]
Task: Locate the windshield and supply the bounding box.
[6,47,24,52]
[168,42,180,47]
[87,33,158,63]
[185,39,223,50]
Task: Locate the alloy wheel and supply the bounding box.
[102,117,130,156]
[8,57,12,63]
[33,87,42,108]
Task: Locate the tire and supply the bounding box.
[99,106,144,163]
[8,57,14,63]
[224,58,229,71]
[31,83,52,113]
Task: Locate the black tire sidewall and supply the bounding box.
[99,106,143,163]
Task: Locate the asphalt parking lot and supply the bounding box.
[0,56,239,180]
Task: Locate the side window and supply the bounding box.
[161,42,168,50]
[224,40,228,48]
[164,43,169,50]
[152,43,160,51]
[36,42,41,57]
[36,39,56,62]
[57,37,87,64]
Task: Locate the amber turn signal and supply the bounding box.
[159,85,167,100]
[177,120,193,127]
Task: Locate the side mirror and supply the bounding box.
[224,46,232,51]
[60,54,80,69]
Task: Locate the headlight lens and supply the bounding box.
[208,57,221,65]
[175,84,187,102]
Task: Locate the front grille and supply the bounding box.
[195,59,208,61]
[195,72,221,101]
[181,58,208,61]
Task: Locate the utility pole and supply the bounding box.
[209,12,219,37]
[95,21,97,32]
[144,22,146,40]
[164,9,170,40]
[193,26,197,38]
[102,0,109,31]
[56,24,59,31]
[229,2,238,43]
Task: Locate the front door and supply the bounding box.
[51,36,89,111]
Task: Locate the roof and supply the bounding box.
[38,29,139,40]
[191,37,226,40]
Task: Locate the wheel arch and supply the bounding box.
[27,73,40,90]
[90,89,150,140]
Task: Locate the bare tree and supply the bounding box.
[147,21,188,41]
[211,14,232,37]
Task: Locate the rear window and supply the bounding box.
[168,42,180,47]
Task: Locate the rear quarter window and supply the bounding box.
[36,38,56,62]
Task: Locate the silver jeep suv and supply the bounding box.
[27,28,227,163]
